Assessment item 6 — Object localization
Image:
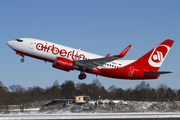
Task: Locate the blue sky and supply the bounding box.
[1,0,180,90]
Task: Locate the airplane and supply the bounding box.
[7,38,174,80]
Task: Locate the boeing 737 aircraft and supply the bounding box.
[7,38,174,80]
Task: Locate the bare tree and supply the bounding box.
[52,80,61,99]
[177,89,180,100]
[166,87,176,101]
[75,83,89,95]
[99,86,107,99]
[9,85,29,112]
[92,79,102,88]
[107,85,118,99]
[60,80,75,98]
[133,81,151,101]
[156,84,168,101]
[0,81,9,112]
[88,83,101,99]
[27,86,45,102]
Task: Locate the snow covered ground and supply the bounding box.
[1,101,180,119]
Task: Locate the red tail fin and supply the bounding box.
[127,39,174,71]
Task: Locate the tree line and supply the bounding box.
[0,79,180,112]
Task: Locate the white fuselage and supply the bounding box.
[7,38,135,69]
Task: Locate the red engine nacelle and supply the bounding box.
[52,57,74,71]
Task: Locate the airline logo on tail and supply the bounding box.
[148,45,170,67]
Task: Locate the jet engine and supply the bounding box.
[52,57,74,71]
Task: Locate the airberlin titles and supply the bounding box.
[36,42,86,60]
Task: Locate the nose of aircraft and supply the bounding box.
[6,41,13,47]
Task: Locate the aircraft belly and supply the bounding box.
[30,51,55,62]
[100,68,144,79]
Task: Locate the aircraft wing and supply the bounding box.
[75,45,131,70]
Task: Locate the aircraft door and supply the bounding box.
[13,42,15,47]
[128,66,134,77]
[28,39,35,50]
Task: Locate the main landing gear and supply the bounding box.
[78,72,87,80]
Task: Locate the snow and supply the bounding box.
[1,113,180,119]
[2,101,180,119]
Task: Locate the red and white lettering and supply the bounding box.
[60,49,67,57]
[36,43,43,51]
[52,45,59,55]
[78,54,85,60]
[67,50,74,60]
[35,42,86,60]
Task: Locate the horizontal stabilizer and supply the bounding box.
[144,71,172,75]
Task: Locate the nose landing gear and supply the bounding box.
[78,72,87,80]
[16,52,25,63]
[21,57,24,62]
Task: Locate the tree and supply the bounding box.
[123,88,132,100]
[92,79,102,88]
[177,89,180,100]
[52,80,61,99]
[27,86,45,102]
[148,88,157,101]
[99,86,108,99]
[156,84,168,101]
[0,81,9,104]
[107,85,122,99]
[117,88,124,99]
[75,83,89,95]
[88,83,101,99]
[166,87,176,101]
[0,81,9,112]
[60,80,76,98]
[9,85,29,112]
[133,81,151,101]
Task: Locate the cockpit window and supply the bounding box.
[15,39,23,42]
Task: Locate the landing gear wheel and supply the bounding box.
[21,58,24,62]
[78,73,87,80]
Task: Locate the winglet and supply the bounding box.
[106,54,110,57]
[115,45,132,58]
